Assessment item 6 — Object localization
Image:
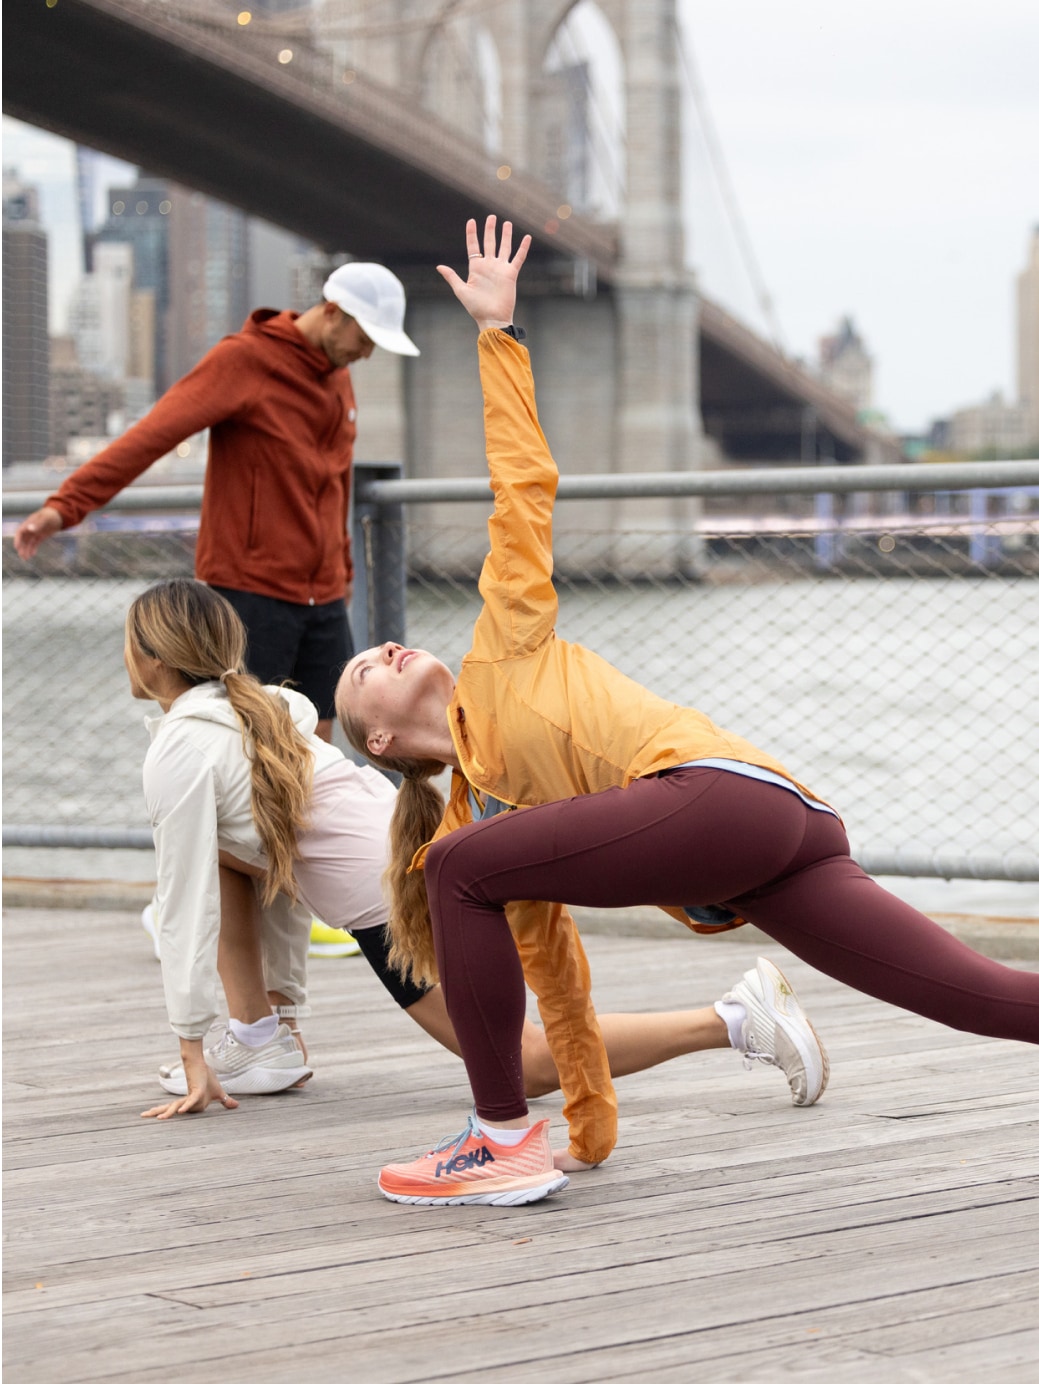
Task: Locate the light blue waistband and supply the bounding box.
[665,758,837,817]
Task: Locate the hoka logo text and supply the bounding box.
[436,1146,496,1178]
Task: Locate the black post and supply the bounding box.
[351,461,406,649]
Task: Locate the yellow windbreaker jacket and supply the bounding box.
[417,329,829,1165]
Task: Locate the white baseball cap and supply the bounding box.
[321,262,420,356]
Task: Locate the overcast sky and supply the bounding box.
[678,0,1038,431]
[4,0,1036,433]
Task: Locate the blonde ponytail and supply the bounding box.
[384,769,446,986]
[221,671,313,905]
[126,579,313,904]
[337,691,446,986]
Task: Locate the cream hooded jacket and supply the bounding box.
[143,682,343,1039]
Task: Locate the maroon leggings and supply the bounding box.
[425,768,1039,1124]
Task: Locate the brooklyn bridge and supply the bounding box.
[5,0,898,502]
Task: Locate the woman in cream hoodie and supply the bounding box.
[127,578,396,1117]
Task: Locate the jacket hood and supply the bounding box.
[146,682,320,742]
[241,309,336,374]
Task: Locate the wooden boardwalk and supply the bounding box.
[3,905,1038,1383]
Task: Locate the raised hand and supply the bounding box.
[436,215,531,332]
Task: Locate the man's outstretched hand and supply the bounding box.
[14,506,62,559]
[437,216,531,333]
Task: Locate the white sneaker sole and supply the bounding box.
[158,1065,312,1096]
[757,957,829,1106]
[378,1173,569,1207]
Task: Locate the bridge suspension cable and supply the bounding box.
[673,15,787,354]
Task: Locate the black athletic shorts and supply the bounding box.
[353,923,432,1010]
[210,586,353,721]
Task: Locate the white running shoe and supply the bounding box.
[158,1023,312,1096]
[724,957,829,1107]
[141,903,161,961]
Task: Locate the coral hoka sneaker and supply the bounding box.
[378,1114,569,1207]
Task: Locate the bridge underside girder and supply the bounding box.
[6,0,897,465]
[701,339,859,463]
[699,301,892,464]
[3,0,585,271]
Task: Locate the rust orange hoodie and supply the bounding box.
[45,310,358,604]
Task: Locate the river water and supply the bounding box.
[3,573,1037,909]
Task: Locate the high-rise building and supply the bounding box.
[3,170,51,467]
[93,177,172,390]
[49,335,126,461]
[70,240,134,378]
[249,218,304,309]
[1017,226,1039,446]
[166,185,250,382]
[288,246,345,312]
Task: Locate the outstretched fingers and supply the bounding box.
[481,214,531,273]
[436,262,465,293]
[496,216,511,261]
[466,216,482,260]
[508,229,531,274]
[439,215,530,327]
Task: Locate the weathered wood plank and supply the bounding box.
[3,907,1038,1384]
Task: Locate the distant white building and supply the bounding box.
[947,391,1031,455]
[69,241,134,378]
[817,317,873,412]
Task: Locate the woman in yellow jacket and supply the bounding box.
[338,219,1039,1208]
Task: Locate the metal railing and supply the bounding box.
[7,458,1035,515]
[4,459,1038,881]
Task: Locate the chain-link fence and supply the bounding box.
[3,478,1038,879]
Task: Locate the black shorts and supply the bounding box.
[353,923,432,1010]
[211,587,353,720]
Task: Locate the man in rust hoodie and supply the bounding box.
[15,263,419,741]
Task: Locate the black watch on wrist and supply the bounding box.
[501,324,526,341]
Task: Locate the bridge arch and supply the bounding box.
[540,0,625,220]
[418,10,503,155]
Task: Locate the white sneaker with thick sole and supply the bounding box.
[158,1023,312,1096]
[725,957,829,1107]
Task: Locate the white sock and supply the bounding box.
[228,1014,279,1047]
[476,1118,529,1146]
[715,998,747,1050]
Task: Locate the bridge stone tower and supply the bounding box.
[319,0,701,574]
